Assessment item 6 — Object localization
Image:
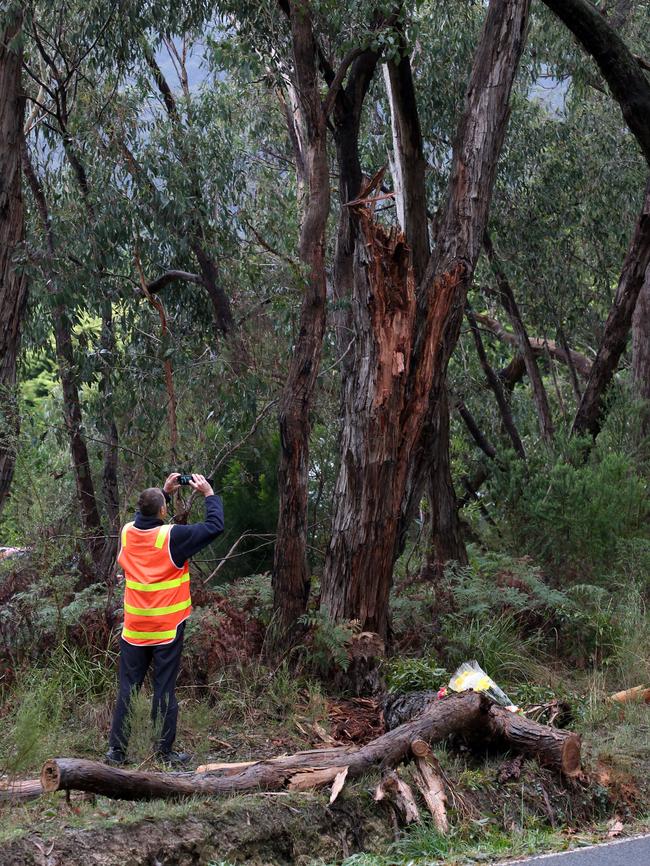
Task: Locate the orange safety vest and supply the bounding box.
[118,522,192,646]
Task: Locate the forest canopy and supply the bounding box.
[0,0,648,663]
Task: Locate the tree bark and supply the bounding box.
[418,389,469,585]
[484,231,554,441]
[0,10,27,514]
[40,691,581,802]
[272,1,330,635]
[322,0,531,639]
[631,264,650,440]
[573,180,650,438]
[384,47,468,577]
[542,0,650,168]
[21,142,104,567]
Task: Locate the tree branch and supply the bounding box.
[542,0,650,167]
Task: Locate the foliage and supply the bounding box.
[298,611,360,675]
[484,439,649,581]
[385,656,447,694]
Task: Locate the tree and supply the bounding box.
[271,1,331,635]
[0,7,28,514]
[321,0,532,638]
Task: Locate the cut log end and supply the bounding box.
[41,760,61,793]
[560,735,582,778]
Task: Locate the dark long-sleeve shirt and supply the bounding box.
[132,494,224,568]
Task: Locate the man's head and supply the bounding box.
[137,487,167,519]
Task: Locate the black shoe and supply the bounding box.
[156,750,192,768]
[105,747,127,766]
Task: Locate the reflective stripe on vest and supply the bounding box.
[122,627,178,642]
[118,521,191,646]
[125,573,189,592]
[124,598,191,617]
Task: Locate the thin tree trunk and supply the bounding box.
[573,180,650,438]
[473,313,592,378]
[59,130,120,570]
[631,265,650,440]
[484,231,554,441]
[466,305,526,458]
[542,0,650,168]
[21,142,104,566]
[0,11,27,514]
[272,1,330,635]
[418,389,469,585]
[143,45,236,338]
[322,0,531,638]
[97,298,120,574]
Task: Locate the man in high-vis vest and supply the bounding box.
[106,472,224,767]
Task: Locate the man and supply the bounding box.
[106,472,224,767]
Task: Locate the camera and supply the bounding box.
[177,473,213,486]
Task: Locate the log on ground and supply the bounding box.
[385,690,581,777]
[40,691,581,802]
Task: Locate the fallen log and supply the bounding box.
[609,685,650,704]
[384,689,581,777]
[0,778,43,802]
[40,691,581,802]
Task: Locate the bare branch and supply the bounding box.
[146,270,203,293]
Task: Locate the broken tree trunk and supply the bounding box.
[410,739,449,833]
[385,690,581,777]
[40,692,581,802]
[374,770,420,825]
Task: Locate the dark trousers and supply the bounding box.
[109,622,185,755]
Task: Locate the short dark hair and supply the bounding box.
[138,487,165,517]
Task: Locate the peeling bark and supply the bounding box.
[322,0,531,638]
[272,1,330,635]
[322,206,418,633]
[0,10,27,514]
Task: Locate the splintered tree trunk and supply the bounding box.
[0,11,27,514]
[272,2,330,635]
[321,210,418,633]
[323,0,531,639]
[573,181,650,439]
[384,49,467,577]
[632,265,650,439]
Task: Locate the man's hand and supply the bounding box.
[163,472,181,494]
[189,473,214,497]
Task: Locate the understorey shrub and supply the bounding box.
[485,438,648,582]
[181,596,264,688]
